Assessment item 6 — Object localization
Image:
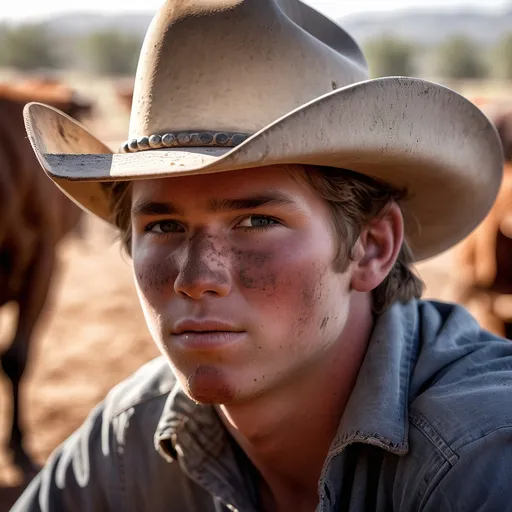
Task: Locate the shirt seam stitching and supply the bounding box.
[409,408,459,465]
[418,426,512,511]
[115,433,129,512]
[416,459,451,512]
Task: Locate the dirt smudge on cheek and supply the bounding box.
[135,256,177,294]
[239,268,257,289]
[300,263,329,308]
[292,263,330,340]
[301,282,315,307]
[235,249,278,294]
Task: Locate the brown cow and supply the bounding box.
[451,103,512,338]
[0,82,92,475]
[0,79,93,122]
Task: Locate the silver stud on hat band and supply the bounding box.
[120,131,251,153]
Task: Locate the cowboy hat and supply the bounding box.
[23,0,503,261]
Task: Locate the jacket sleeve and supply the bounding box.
[420,427,512,511]
[11,399,121,512]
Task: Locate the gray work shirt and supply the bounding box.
[11,300,512,511]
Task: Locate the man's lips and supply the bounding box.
[172,319,244,335]
[171,319,246,350]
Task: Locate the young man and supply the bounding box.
[14,0,510,510]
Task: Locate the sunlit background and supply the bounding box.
[0,0,510,97]
[1,0,510,21]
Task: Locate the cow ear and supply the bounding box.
[23,102,112,156]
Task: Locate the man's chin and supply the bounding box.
[184,366,239,404]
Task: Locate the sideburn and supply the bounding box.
[107,181,133,256]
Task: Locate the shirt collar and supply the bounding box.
[327,299,419,459]
[154,381,225,463]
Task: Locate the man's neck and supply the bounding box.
[216,292,374,512]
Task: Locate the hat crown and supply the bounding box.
[128,0,368,140]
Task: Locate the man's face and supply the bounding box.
[131,166,357,404]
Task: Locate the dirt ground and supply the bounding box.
[0,73,507,508]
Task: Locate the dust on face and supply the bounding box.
[130,165,355,404]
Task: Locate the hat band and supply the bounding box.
[120,131,251,153]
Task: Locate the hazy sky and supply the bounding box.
[0,0,510,22]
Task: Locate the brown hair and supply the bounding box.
[108,164,424,314]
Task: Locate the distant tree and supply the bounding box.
[435,35,488,80]
[363,35,416,77]
[492,32,512,79]
[0,24,59,70]
[0,23,8,66]
[79,30,143,76]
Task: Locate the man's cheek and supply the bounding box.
[235,249,279,297]
[133,253,179,297]
[237,247,330,319]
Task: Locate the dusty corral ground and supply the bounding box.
[0,72,508,508]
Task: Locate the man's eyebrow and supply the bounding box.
[131,200,184,217]
[208,192,300,213]
[131,191,301,217]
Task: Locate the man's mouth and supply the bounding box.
[171,319,246,350]
[172,319,244,335]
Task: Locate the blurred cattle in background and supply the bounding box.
[1,77,94,121]
[115,78,134,112]
[451,101,512,338]
[0,80,93,476]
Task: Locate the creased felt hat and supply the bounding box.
[23,0,504,261]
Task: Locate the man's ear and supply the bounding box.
[350,202,404,292]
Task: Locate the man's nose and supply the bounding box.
[174,233,232,299]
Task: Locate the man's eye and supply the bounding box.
[146,220,184,233]
[237,215,280,229]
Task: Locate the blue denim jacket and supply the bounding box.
[11,300,512,511]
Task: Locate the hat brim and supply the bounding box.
[23,76,503,262]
